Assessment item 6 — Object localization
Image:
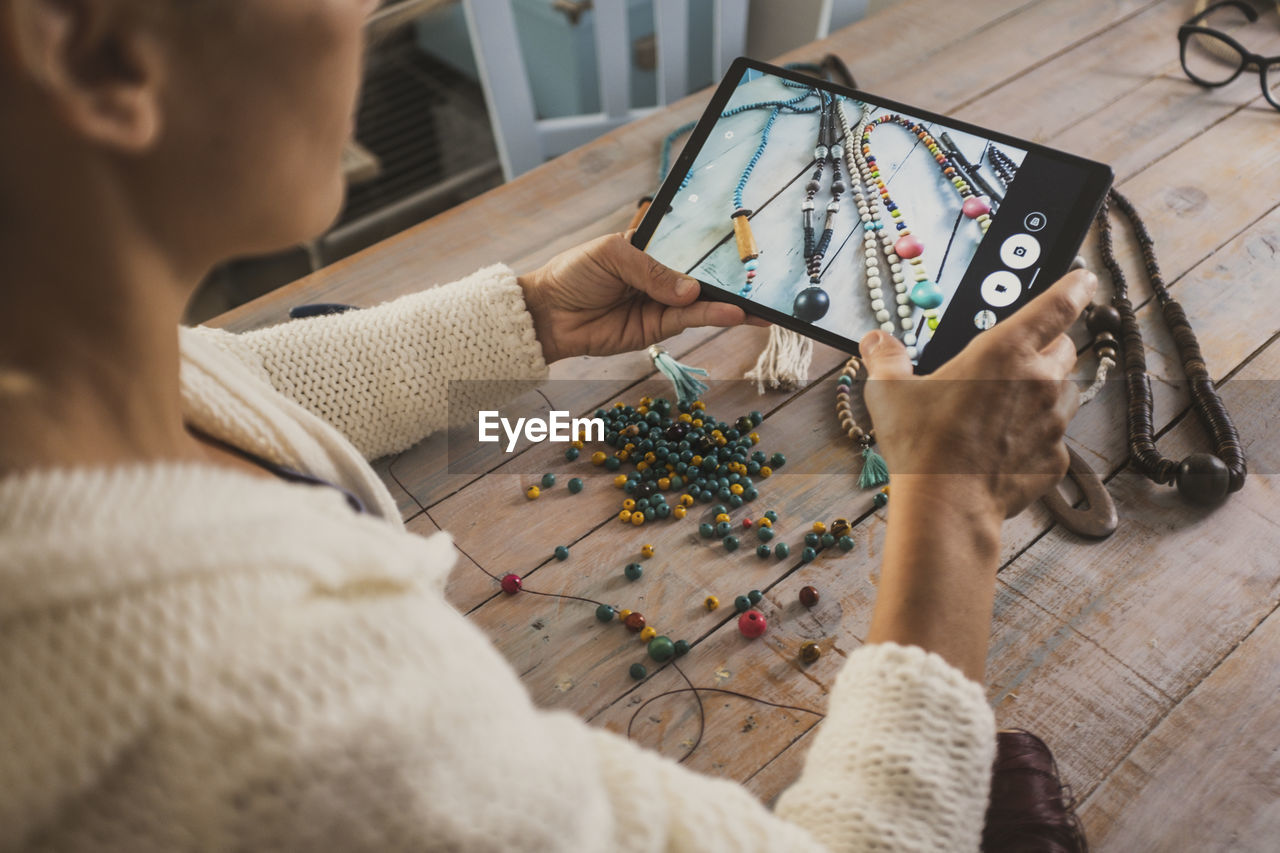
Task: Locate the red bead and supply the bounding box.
[745,270,756,279]
[738,610,767,639]
[962,196,991,218]
[742,518,753,529]
[893,234,924,259]
[799,585,820,608]
[624,611,647,633]
[500,573,522,595]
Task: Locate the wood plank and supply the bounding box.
[1080,600,1280,850]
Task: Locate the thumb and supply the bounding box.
[607,236,700,306]
[861,331,914,379]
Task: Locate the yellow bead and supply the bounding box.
[757,517,772,528]
[614,401,625,408]
[711,429,723,438]
[690,455,702,467]
[617,451,630,461]
[692,401,705,410]
[639,626,657,642]
[636,461,649,472]
[716,436,727,447]
[715,513,730,524]
[639,395,653,406]
[679,494,694,507]
[631,513,645,527]
[526,486,540,500]
[619,609,632,621]
[591,451,607,465]
[637,405,648,415]
[614,474,628,488]
[673,505,687,519]
[571,440,584,449]
[624,442,636,452]
[730,483,744,496]
[641,544,655,558]
[812,521,827,534]
[692,418,703,427]
[619,510,632,523]
[880,485,890,495]
[678,413,693,423]
[622,498,636,510]
[704,595,720,611]
[748,432,760,444]
[759,466,772,478]
[645,452,657,464]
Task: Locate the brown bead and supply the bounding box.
[799,586,820,608]
[830,518,851,538]
[800,642,821,664]
[1175,453,1230,506]
[1096,346,1118,362]
[1086,303,1122,336]
[624,611,647,633]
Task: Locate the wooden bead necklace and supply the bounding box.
[1094,188,1245,506]
[834,356,891,493]
[792,92,842,322]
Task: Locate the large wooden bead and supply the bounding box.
[1175,453,1230,506]
[893,234,924,259]
[793,286,830,322]
[732,211,759,261]
[962,196,991,218]
[1086,303,1123,337]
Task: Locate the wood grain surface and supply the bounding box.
[208,0,1280,848]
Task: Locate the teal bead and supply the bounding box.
[568,477,584,493]
[764,510,779,522]
[636,497,651,509]
[837,375,852,386]
[728,494,744,508]
[605,456,621,470]
[715,521,731,537]
[624,562,643,581]
[723,535,740,551]
[596,604,616,622]
[873,492,889,508]
[655,503,671,519]
[647,635,676,663]
[669,475,683,489]
[756,543,771,558]
[644,508,656,521]
[774,542,791,559]
[673,639,691,657]
[804,532,821,548]
[820,533,835,548]
[629,662,648,680]
[565,447,580,461]
[554,545,570,561]
[734,595,752,613]
[699,523,715,538]
[651,492,666,504]
[541,473,556,488]
[712,504,728,516]
[769,453,786,468]
[757,526,774,542]
[909,279,945,310]
[837,535,855,551]
[748,589,763,605]
[801,546,817,562]
[742,487,758,501]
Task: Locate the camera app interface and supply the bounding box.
[642,68,1061,369]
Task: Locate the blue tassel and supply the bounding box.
[858,445,889,489]
[649,345,709,407]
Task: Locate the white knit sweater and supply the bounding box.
[0,265,995,851]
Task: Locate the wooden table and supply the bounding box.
[210,1,1280,848]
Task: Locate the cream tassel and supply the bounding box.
[744,325,814,393]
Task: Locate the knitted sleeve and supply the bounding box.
[774,642,997,851]
[220,265,549,459]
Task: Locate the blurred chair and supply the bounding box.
[462,0,749,180]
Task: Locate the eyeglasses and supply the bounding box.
[1178,0,1280,111]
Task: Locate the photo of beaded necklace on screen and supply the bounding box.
[645,69,1029,362]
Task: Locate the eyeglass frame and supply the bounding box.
[1178,0,1280,110]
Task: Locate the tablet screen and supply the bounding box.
[636,62,1111,372]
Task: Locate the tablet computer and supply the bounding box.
[632,58,1113,373]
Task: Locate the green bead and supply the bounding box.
[605,456,621,470]
[647,635,675,663]
[644,508,656,521]
[669,475,683,489]
[565,447,580,461]
[757,526,774,542]
[734,595,752,613]
[770,453,786,468]
[837,535,855,551]
[756,543,771,558]
[541,473,556,488]
[568,477,584,493]
[748,589,763,605]
[554,545,569,561]
[699,523,715,538]
[712,504,728,516]
[596,604,616,622]
[801,546,817,563]
[837,375,852,386]
[624,562,643,581]
[774,542,790,559]
[820,533,835,548]
[804,532,821,548]
[728,494,744,508]
[723,535,739,551]
[715,521,731,537]
[873,492,889,508]
[673,639,691,657]
[636,497,651,509]
[764,510,779,522]
[629,662,648,680]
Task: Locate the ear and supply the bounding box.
[9,0,165,151]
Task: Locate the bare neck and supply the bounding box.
[0,162,208,475]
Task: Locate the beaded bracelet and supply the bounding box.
[834,356,890,494]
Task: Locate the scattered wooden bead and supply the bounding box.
[704,595,720,612]
[639,626,657,642]
[525,486,540,500]
[624,562,643,581]
[541,473,556,489]
[641,544,655,558]
[624,611,646,633]
[500,573,522,595]
[629,662,648,680]
[800,641,821,664]
[799,586,820,607]
[568,477,584,493]
[738,610,768,639]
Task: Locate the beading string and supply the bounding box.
[1096,188,1246,494]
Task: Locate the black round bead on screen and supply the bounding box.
[793,286,830,322]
